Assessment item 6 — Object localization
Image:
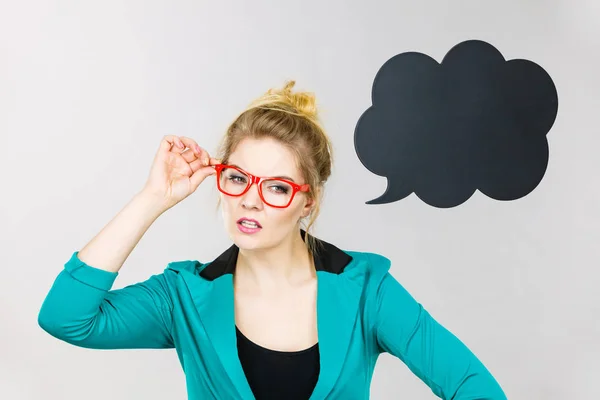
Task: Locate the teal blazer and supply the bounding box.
[38,232,506,399]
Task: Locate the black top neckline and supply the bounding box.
[235,323,321,399]
[235,325,318,356]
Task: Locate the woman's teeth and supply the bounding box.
[241,221,259,228]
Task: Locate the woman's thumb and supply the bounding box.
[189,166,216,191]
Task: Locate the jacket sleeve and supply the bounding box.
[38,251,174,349]
[373,271,506,400]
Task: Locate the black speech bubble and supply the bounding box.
[354,39,559,208]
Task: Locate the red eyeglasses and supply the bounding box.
[214,164,310,208]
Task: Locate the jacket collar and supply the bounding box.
[198,229,353,280]
[171,229,362,400]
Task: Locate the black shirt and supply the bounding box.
[236,326,320,399]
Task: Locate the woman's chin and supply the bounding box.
[230,226,263,249]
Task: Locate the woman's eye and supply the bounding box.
[229,175,247,184]
[270,185,289,194]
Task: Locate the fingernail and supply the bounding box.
[204,158,209,165]
[195,145,201,153]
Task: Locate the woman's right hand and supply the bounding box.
[141,135,220,211]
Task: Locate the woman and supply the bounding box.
[38,81,506,399]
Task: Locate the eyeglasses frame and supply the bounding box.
[213,163,311,208]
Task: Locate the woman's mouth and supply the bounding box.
[237,218,262,234]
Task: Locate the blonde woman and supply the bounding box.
[38,81,506,399]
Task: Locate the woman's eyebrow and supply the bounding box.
[274,175,296,182]
[229,163,296,182]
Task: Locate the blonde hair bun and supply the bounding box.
[250,80,318,120]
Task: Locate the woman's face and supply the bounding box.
[219,137,314,251]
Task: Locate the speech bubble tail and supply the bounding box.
[366,178,412,204]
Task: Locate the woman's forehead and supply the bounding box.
[229,138,301,179]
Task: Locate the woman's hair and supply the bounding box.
[215,80,334,256]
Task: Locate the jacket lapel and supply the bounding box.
[308,235,361,400]
[176,267,256,400]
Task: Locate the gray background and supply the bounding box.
[1,0,599,399]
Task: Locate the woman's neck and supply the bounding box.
[233,232,316,293]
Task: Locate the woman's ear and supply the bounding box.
[301,202,312,219]
[301,190,318,218]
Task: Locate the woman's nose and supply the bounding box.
[241,182,263,209]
